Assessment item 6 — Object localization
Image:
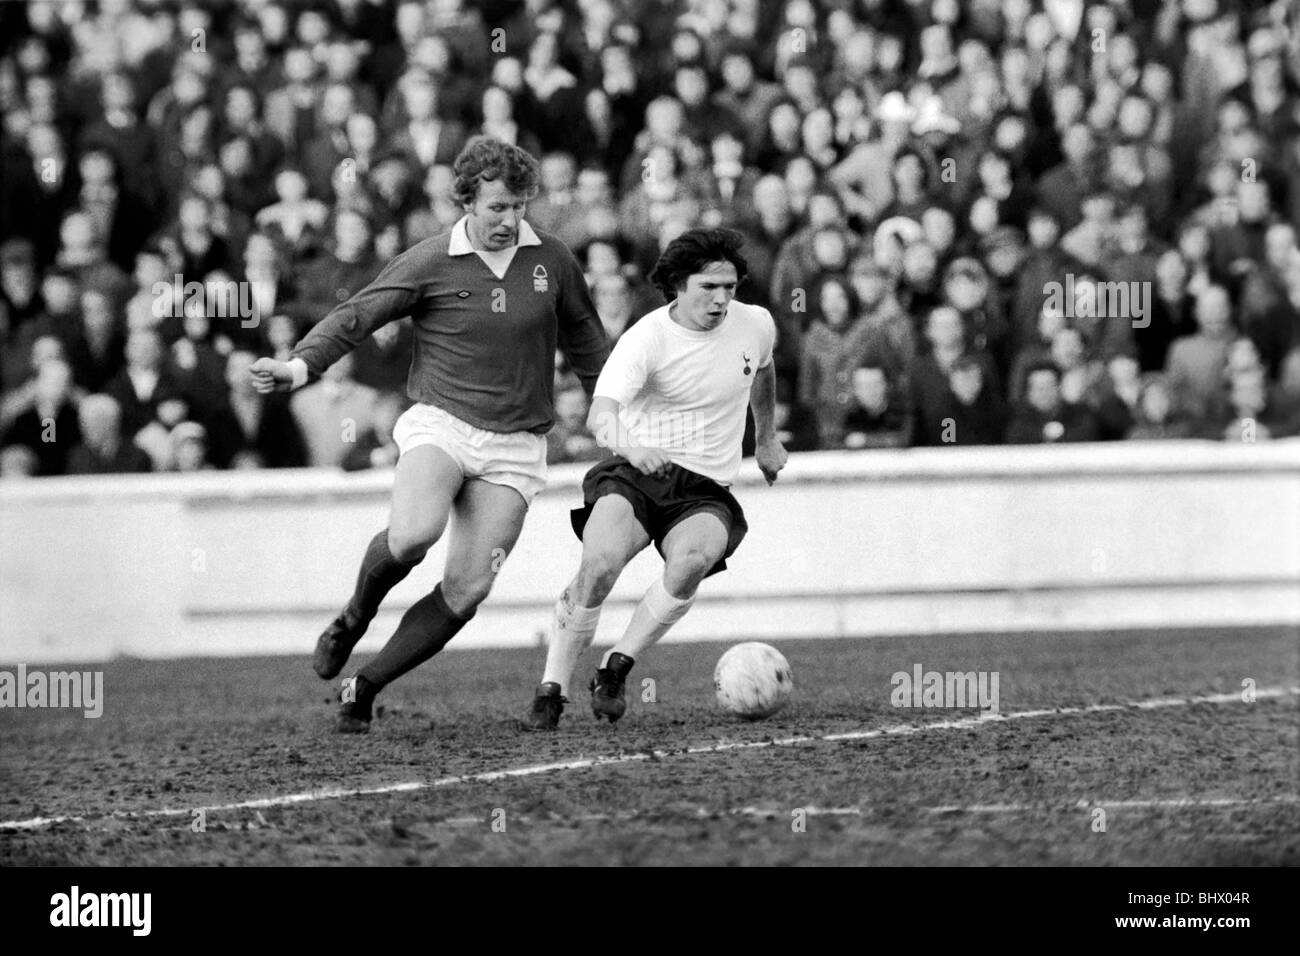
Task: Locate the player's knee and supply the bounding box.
[441,571,494,615]
[575,548,625,603]
[387,524,441,563]
[664,546,715,592]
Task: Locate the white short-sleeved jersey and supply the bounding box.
[592,299,777,485]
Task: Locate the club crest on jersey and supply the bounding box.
[532,265,549,292]
[742,353,752,375]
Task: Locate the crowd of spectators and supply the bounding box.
[2,0,1299,479]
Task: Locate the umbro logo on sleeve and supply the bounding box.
[456,290,471,298]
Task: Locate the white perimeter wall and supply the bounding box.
[2,441,1298,664]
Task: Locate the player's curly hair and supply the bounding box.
[452,136,541,207]
[648,228,750,300]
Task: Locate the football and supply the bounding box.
[713,642,794,719]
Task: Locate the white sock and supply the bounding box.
[542,591,602,697]
[607,578,695,663]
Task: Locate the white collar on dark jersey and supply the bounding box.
[448,216,542,256]
[449,216,541,279]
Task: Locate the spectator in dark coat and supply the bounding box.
[205,350,307,469]
[1,357,81,475]
[1006,362,1101,444]
[66,393,152,474]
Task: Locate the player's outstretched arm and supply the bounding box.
[588,395,671,477]
[284,246,427,388]
[750,362,788,485]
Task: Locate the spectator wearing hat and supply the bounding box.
[1006,361,1100,444]
[66,393,151,474]
[829,91,914,223]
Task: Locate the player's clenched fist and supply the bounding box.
[623,445,672,478]
[755,437,788,485]
[249,357,294,394]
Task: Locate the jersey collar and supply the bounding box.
[449,216,542,255]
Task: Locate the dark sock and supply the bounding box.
[347,529,418,624]
[358,583,475,689]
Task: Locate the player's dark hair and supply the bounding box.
[453,136,541,206]
[648,228,750,300]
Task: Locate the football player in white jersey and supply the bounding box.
[526,228,788,729]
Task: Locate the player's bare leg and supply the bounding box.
[315,445,462,681]
[331,446,465,731]
[339,476,528,733]
[439,477,530,617]
[527,495,649,729]
[590,511,728,722]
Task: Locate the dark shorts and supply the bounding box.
[570,456,749,578]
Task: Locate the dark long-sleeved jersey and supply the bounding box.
[290,219,609,434]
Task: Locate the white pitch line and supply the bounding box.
[1,685,1295,833]
[928,795,1300,814]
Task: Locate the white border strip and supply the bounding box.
[2,686,1295,833]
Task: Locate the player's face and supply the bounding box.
[465,178,528,251]
[675,261,738,331]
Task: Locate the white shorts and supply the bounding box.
[392,403,549,504]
